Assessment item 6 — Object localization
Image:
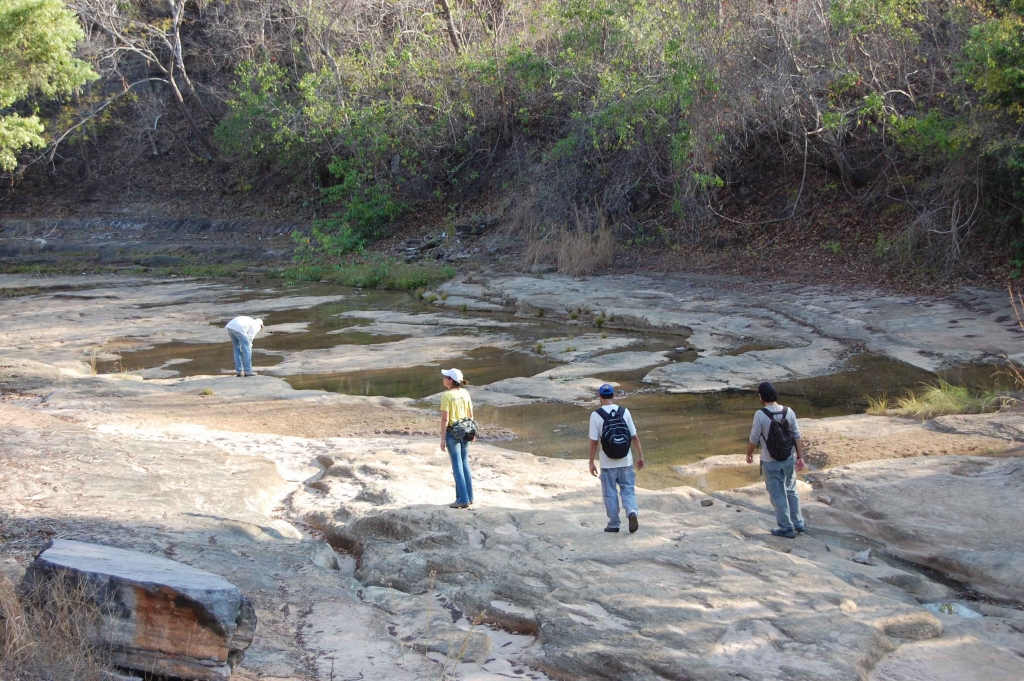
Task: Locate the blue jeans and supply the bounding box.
[762,455,805,533]
[446,433,473,505]
[600,466,638,529]
[227,328,253,374]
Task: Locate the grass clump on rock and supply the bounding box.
[279,259,455,291]
[866,381,1001,419]
[139,263,249,278]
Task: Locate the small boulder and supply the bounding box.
[23,540,256,681]
[852,548,874,565]
[700,499,714,507]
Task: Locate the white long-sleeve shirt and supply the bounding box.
[225,316,263,341]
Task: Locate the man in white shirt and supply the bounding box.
[588,383,645,533]
[225,316,264,377]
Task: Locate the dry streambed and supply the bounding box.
[2,359,1024,679]
[3,273,1024,679]
[4,272,1019,489]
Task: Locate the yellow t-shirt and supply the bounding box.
[440,388,472,426]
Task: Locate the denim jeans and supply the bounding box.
[227,328,253,374]
[600,466,638,529]
[762,455,805,533]
[446,432,473,505]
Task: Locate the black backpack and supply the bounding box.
[760,407,795,461]
[596,406,632,459]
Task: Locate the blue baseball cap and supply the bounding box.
[598,383,615,397]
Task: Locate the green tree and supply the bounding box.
[0,0,96,170]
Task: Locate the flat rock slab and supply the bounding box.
[538,350,669,379]
[463,375,610,405]
[440,274,1024,388]
[645,338,847,392]
[264,334,512,375]
[807,456,1024,604]
[23,539,256,680]
[869,634,1024,681]
[672,453,750,476]
[926,411,1024,442]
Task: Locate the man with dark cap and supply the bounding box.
[745,381,806,538]
[588,383,645,533]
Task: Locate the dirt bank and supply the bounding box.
[800,413,1020,469]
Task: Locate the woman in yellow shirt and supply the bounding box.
[440,368,474,508]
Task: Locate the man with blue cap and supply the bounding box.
[588,383,645,533]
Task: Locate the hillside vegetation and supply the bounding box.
[6,0,1024,279]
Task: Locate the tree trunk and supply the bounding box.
[436,0,461,53]
[167,71,215,160]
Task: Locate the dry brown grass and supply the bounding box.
[0,573,112,681]
[521,208,616,277]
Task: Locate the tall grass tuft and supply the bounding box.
[522,211,616,277]
[0,574,112,680]
[865,393,893,415]
[884,381,1001,420]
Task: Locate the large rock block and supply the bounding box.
[23,540,255,680]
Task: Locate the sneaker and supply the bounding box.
[448,502,469,509]
[794,524,807,534]
[244,372,258,377]
[235,372,242,377]
[604,526,620,533]
[771,528,797,539]
[628,512,639,534]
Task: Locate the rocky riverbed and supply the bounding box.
[2,272,1024,680]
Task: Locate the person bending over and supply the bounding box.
[225,316,264,377]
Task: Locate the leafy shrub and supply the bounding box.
[0,0,97,170]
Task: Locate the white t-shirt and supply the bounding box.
[589,404,637,469]
[749,404,802,463]
[225,316,262,341]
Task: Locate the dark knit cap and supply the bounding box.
[757,381,779,402]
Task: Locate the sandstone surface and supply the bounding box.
[6,271,1023,401]
[806,456,1024,604]
[4,273,1024,681]
[436,274,1024,391]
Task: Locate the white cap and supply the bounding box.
[441,368,464,384]
[255,318,264,328]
